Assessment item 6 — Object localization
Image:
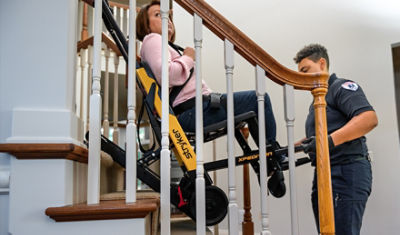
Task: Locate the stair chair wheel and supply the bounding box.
[189,185,228,226]
[267,170,286,198]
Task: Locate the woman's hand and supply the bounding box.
[183,47,195,61]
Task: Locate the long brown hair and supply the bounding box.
[136,0,175,42]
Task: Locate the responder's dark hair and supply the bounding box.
[293,44,330,69]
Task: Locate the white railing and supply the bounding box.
[109,2,129,38]
[77,47,123,142]
[77,0,299,232]
[256,65,271,235]
[87,0,103,205]
[160,0,171,233]
[75,0,132,203]
[79,0,333,234]
[112,52,120,144]
[284,84,300,235]
[224,39,239,234]
[102,48,111,137]
[76,2,126,141]
[164,1,308,234]
[194,13,206,235]
[125,0,137,204]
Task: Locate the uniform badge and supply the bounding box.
[341,81,359,91]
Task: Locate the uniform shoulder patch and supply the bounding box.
[341,81,359,91]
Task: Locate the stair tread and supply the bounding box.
[45,197,159,222]
[0,143,88,163]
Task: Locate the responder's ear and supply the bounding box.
[319,58,327,71]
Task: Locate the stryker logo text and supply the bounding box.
[173,129,193,159]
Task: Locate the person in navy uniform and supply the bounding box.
[294,44,378,235]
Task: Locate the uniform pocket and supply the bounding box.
[340,161,372,201]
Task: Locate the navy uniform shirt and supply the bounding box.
[305,73,374,165]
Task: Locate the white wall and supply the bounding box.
[0,0,80,234]
[173,0,400,234]
[0,0,82,145]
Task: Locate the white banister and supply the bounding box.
[103,47,111,137]
[87,0,103,205]
[86,45,93,133]
[125,0,137,204]
[194,13,206,235]
[112,52,120,144]
[75,54,80,115]
[160,0,171,233]
[123,8,128,37]
[79,48,86,119]
[116,6,122,31]
[284,84,299,235]
[224,39,239,234]
[256,65,271,235]
[88,5,94,38]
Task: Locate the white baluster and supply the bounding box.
[160,0,171,234]
[90,5,95,37]
[116,6,122,30]
[125,0,137,204]
[75,54,80,115]
[113,53,120,144]
[212,140,219,235]
[123,8,128,37]
[86,45,93,133]
[256,65,271,235]
[87,0,102,205]
[284,84,299,235]
[103,47,111,138]
[79,48,87,119]
[194,13,206,235]
[225,39,239,234]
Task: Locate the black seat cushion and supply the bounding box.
[186,111,257,143]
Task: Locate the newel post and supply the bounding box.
[311,87,335,235]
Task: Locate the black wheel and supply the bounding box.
[268,171,286,198]
[189,185,228,226]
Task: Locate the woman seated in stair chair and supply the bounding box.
[136,0,277,148]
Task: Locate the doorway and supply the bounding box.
[391,43,400,141]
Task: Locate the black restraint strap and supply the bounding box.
[168,41,194,107]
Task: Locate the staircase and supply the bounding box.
[0,0,334,234]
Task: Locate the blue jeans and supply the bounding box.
[177,90,276,142]
[311,159,372,235]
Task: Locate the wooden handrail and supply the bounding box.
[108,1,140,12]
[81,0,140,12]
[109,1,129,10]
[82,0,94,7]
[174,0,329,90]
[77,32,122,57]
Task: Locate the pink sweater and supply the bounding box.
[140,33,211,107]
